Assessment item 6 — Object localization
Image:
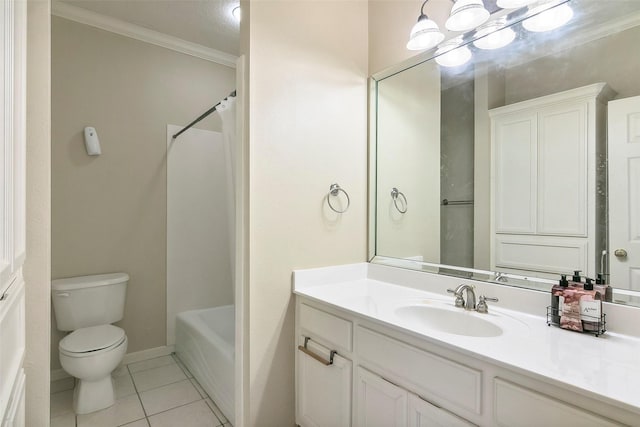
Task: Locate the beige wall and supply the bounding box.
[246,1,368,425]
[24,0,51,424]
[50,17,235,368]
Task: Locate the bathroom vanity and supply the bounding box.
[293,263,640,427]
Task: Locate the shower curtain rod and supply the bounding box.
[172,90,237,140]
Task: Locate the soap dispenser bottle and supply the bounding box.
[570,270,583,288]
[551,275,569,324]
[595,273,612,302]
[580,278,603,332]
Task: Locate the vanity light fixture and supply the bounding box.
[473,18,516,50]
[523,2,573,32]
[232,6,241,22]
[435,37,472,67]
[445,0,490,32]
[407,0,445,51]
[496,0,538,9]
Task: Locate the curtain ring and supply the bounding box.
[391,187,407,214]
[327,183,350,213]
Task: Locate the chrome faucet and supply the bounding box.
[447,284,476,311]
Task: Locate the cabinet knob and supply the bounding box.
[614,249,628,258]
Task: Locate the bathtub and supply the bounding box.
[175,305,234,425]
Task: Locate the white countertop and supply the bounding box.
[293,263,640,414]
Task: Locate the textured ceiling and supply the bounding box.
[57,0,240,55]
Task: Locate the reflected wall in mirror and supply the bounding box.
[371,0,640,305]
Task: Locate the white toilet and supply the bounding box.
[51,273,129,414]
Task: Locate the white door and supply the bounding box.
[296,336,352,427]
[356,367,407,427]
[609,96,640,291]
[407,393,475,427]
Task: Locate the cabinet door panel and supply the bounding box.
[493,113,537,233]
[494,379,621,427]
[297,336,351,427]
[537,102,587,236]
[408,393,475,427]
[356,367,407,427]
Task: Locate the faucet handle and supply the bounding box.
[476,295,499,313]
[447,288,465,308]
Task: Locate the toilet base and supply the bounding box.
[73,375,115,414]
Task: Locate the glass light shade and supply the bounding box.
[435,39,472,67]
[496,0,538,9]
[523,3,573,32]
[473,20,516,50]
[445,0,490,32]
[407,15,445,51]
[232,6,241,21]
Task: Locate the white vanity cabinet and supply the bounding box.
[295,297,635,427]
[490,83,615,278]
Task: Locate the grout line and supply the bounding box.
[145,397,209,419]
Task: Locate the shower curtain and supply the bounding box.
[217,95,236,291]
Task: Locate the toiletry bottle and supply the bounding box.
[570,270,582,288]
[580,278,603,332]
[595,273,612,302]
[551,275,569,324]
[560,280,584,332]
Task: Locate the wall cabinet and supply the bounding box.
[490,83,614,278]
[0,0,27,424]
[295,298,632,427]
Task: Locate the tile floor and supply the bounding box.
[50,354,232,427]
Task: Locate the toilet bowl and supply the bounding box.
[59,324,128,414]
[52,272,130,414]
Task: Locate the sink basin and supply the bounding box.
[394,305,503,337]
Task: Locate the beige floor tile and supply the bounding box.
[190,378,208,399]
[205,398,227,424]
[76,394,145,427]
[131,364,187,392]
[114,372,137,398]
[50,390,74,418]
[112,364,130,378]
[128,355,175,373]
[50,412,75,427]
[122,419,150,427]
[51,377,75,394]
[172,355,194,379]
[139,379,201,415]
[148,400,221,427]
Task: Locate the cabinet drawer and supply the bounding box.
[299,303,352,353]
[494,378,621,427]
[356,327,482,415]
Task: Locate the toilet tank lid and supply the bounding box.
[52,272,129,292]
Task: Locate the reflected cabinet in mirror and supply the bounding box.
[370,0,640,305]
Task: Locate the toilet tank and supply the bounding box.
[52,273,129,331]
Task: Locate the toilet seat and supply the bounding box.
[60,325,126,358]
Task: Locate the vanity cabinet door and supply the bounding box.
[356,367,407,427]
[296,336,352,427]
[408,393,475,427]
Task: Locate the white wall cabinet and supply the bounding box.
[295,298,633,427]
[0,0,27,424]
[490,83,614,278]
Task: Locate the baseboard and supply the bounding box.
[122,345,175,365]
[51,345,175,382]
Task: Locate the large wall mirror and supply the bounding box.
[370,0,640,306]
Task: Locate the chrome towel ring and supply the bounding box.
[391,187,407,213]
[327,183,350,213]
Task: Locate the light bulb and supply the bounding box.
[473,19,516,50]
[436,38,472,67]
[446,0,490,32]
[407,15,445,51]
[523,3,573,32]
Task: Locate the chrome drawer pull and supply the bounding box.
[298,336,337,366]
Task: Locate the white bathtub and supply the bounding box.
[175,305,234,425]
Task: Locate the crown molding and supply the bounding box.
[51,2,237,68]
